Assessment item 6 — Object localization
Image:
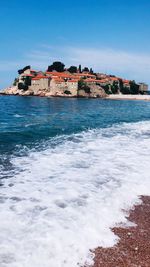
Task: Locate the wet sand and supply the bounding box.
[92,196,150,267]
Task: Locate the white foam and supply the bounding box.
[0,121,150,267]
[14,114,23,118]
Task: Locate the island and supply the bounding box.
[1,61,149,99]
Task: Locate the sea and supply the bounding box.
[0,95,150,267]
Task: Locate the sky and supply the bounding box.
[0,0,150,89]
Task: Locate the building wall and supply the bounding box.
[22,77,78,96]
[30,78,51,93]
[23,69,31,75]
[50,79,78,96]
[139,83,148,91]
[66,81,78,95]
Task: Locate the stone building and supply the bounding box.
[138,83,148,92]
[49,78,78,96]
[30,76,51,94]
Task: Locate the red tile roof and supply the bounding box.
[123,79,130,83]
[30,70,37,73]
[36,75,50,79]
[109,77,119,81]
[46,72,74,78]
[85,78,96,82]
[22,74,34,77]
[32,77,40,80]
[75,73,96,77]
[52,77,65,82]
[32,75,50,80]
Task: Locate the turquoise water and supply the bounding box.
[0,96,150,267]
[1,96,150,153]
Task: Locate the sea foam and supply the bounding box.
[0,121,150,267]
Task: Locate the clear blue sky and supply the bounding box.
[0,0,150,89]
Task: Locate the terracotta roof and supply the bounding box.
[46,71,57,75]
[46,71,73,78]
[85,78,108,83]
[30,70,37,73]
[52,77,65,82]
[22,74,34,77]
[123,79,130,83]
[32,77,40,80]
[109,77,119,81]
[36,75,50,79]
[74,73,96,77]
[32,75,50,80]
[85,78,97,82]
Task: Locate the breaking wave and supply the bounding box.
[0,121,150,267]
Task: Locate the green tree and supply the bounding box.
[18,66,31,75]
[79,65,82,73]
[102,84,111,94]
[90,68,94,74]
[129,80,139,94]
[67,66,77,73]
[119,79,124,92]
[18,83,28,90]
[111,81,119,94]
[120,86,131,94]
[18,76,31,91]
[78,79,91,93]
[13,78,19,86]
[82,67,89,72]
[47,61,65,72]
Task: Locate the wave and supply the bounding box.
[0,121,150,267]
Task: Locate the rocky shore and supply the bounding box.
[1,87,150,101]
[0,86,107,98]
[91,196,150,267]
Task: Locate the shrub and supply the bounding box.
[78,80,91,93]
[64,90,71,95]
[120,86,131,94]
[102,84,111,94]
[13,78,19,86]
[111,81,119,94]
[18,83,28,90]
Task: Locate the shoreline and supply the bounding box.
[0,92,150,101]
[107,94,150,101]
[91,195,150,267]
[1,92,150,101]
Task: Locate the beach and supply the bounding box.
[107,94,150,101]
[92,196,150,267]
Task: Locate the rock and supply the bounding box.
[78,85,107,98]
[21,90,33,96]
[45,92,52,97]
[38,92,46,97]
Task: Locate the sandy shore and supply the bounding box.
[107,94,150,101]
[91,196,150,267]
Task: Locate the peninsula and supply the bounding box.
[1,61,149,98]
